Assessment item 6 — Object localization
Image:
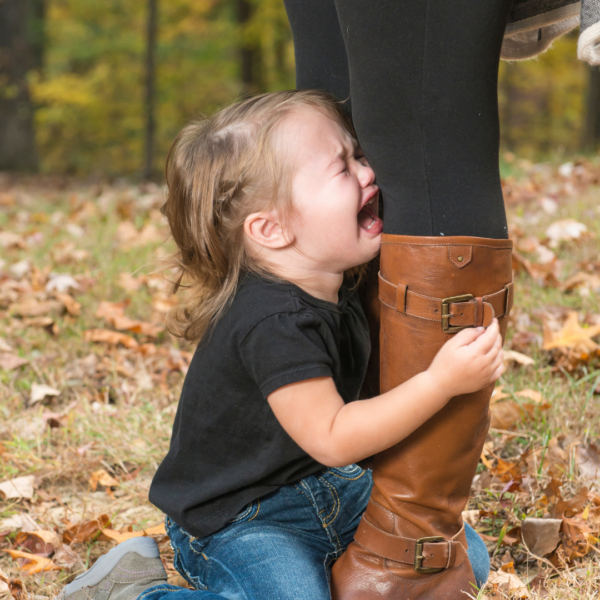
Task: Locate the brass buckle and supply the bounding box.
[414,536,446,574]
[441,294,474,333]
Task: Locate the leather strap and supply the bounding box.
[353,518,469,569]
[379,272,514,329]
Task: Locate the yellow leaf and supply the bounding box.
[543,311,600,351]
[3,550,60,574]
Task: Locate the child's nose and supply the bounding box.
[358,162,376,187]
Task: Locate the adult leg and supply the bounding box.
[329,2,514,598]
[283,0,349,105]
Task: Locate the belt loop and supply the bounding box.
[504,281,514,315]
[396,283,407,314]
[475,297,484,327]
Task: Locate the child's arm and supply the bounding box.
[267,319,504,467]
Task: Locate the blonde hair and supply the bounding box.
[161,90,356,344]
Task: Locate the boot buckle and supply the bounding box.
[414,536,446,573]
[441,295,474,333]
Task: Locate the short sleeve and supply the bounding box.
[240,311,333,398]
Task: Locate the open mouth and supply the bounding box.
[357,194,382,232]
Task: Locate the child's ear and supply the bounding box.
[244,210,294,250]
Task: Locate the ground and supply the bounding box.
[0,158,600,599]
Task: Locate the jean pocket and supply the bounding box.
[324,464,366,480]
[227,499,260,524]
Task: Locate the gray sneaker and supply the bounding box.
[58,537,168,600]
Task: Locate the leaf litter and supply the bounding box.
[2,164,600,598]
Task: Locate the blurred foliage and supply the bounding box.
[26,4,592,175]
[31,0,294,176]
[499,31,587,159]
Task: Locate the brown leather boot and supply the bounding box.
[331,234,513,600]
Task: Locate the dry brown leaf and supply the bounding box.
[0,353,28,371]
[521,518,562,557]
[543,311,600,351]
[546,218,587,247]
[0,569,23,600]
[118,272,147,292]
[116,222,162,248]
[54,292,81,316]
[485,570,531,599]
[62,515,111,544]
[0,232,26,249]
[99,523,166,544]
[50,240,89,265]
[575,443,600,481]
[84,329,139,348]
[3,550,60,574]
[0,476,35,500]
[516,389,543,404]
[9,299,65,318]
[14,530,61,557]
[503,349,535,366]
[53,544,85,571]
[562,271,600,294]
[490,401,524,430]
[30,383,60,406]
[89,469,119,492]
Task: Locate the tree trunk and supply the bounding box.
[582,66,600,151]
[237,0,262,95]
[0,0,44,171]
[142,0,158,180]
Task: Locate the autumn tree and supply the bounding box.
[582,66,600,151]
[0,0,44,171]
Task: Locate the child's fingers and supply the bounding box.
[469,319,499,354]
[451,326,485,347]
[490,362,505,382]
[484,330,503,358]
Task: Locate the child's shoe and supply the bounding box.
[59,537,167,600]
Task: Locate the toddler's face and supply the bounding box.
[284,107,382,273]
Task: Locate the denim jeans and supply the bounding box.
[140,465,489,600]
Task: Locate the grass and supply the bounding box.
[0,160,600,598]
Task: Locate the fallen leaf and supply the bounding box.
[515,389,543,404]
[52,544,84,571]
[0,476,35,500]
[3,550,60,574]
[0,232,26,250]
[50,241,89,265]
[53,292,81,316]
[562,271,600,294]
[45,273,80,293]
[546,218,587,248]
[486,570,531,598]
[503,350,535,366]
[9,300,65,319]
[521,518,562,556]
[63,515,111,544]
[0,569,22,600]
[490,401,524,430]
[0,353,28,371]
[30,383,60,406]
[543,311,600,351]
[89,469,119,492]
[84,329,139,349]
[576,444,600,481]
[98,522,166,544]
[15,530,61,557]
[118,272,147,292]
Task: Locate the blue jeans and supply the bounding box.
[140,466,489,600]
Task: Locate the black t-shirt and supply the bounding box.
[149,273,370,538]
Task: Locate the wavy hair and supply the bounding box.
[161,90,356,344]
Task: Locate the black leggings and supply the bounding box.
[283,0,513,239]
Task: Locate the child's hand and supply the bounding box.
[427,319,504,398]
